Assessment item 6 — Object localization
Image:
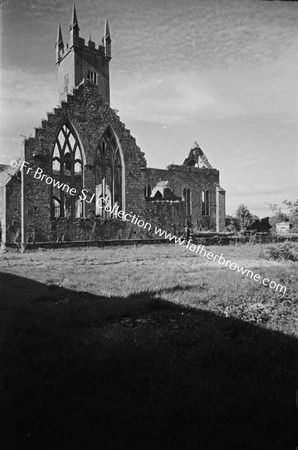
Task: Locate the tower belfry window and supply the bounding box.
[87,70,98,84]
[56,7,111,105]
[51,124,84,218]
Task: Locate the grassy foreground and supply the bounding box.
[0,243,297,449]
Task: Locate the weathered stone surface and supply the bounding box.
[0,11,225,244]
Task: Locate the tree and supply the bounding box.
[248,214,260,232]
[259,217,271,233]
[234,204,254,233]
[269,203,289,231]
[283,199,298,232]
[225,215,237,232]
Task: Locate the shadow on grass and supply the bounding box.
[0,272,297,450]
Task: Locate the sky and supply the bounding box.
[1,0,298,217]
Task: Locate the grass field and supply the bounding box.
[0,243,297,449]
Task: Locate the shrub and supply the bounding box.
[260,243,298,262]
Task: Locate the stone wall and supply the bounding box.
[216,187,226,232]
[142,200,186,237]
[20,80,147,242]
[4,79,225,243]
[143,165,223,231]
[5,175,22,243]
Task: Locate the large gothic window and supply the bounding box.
[51,124,84,218]
[95,127,124,217]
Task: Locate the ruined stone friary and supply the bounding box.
[0,6,225,246]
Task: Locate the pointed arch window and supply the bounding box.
[202,190,210,216]
[52,197,61,218]
[183,188,192,216]
[95,127,124,217]
[51,124,84,218]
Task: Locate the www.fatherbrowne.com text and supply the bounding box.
[17,160,287,294]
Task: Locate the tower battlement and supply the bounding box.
[59,38,106,61]
[56,5,111,105]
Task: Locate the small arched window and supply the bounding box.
[52,146,60,173]
[74,147,82,175]
[74,161,82,174]
[202,190,210,216]
[52,197,61,218]
[183,188,192,215]
[51,124,84,218]
[144,185,152,199]
[153,190,163,200]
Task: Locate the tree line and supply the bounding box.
[226,200,298,234]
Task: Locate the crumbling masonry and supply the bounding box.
[0,6,225,246]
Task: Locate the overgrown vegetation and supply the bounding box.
[260,242,298,262]
[269,199,298,233]
[0,244,297,449]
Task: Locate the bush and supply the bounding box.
[260,243,298,262]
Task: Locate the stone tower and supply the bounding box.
[55,5,111,104]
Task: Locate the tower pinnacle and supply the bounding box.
[56,23,64,64]
[70,4,80,31]
[56,6,111,105]
[103,18,111,59]
[104,18,111,41]
[56,23,64,46]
